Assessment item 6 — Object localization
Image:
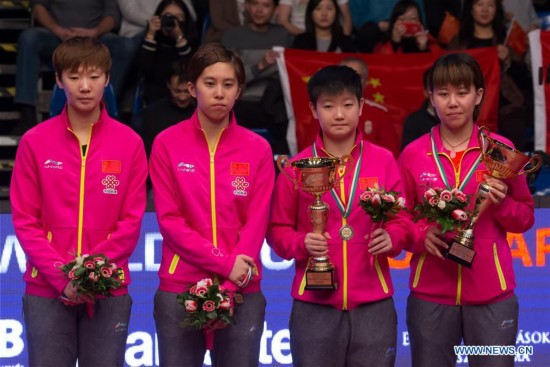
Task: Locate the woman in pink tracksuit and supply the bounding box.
[10,37,147,367]
[149,43,274,367]
[399,52,534,367]
[268,65,410,367]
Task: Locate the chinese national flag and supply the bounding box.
[507,19,528,56]
[278,48,500,156]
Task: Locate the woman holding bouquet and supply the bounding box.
[149,43,274,366]
[268,65,410,367]
[10,37,147,366]
[398,52,534,367]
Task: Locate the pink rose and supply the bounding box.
[93,257,105,266]
[456,192,467,203]
[197,278,213,288]
[189,285,197,295]
[202,300,216,312]
[100,266,113,277]
[440,190,452,202]
[428,197,439,206]
[68,268,79,280]
[424,188,437,200]
[218,285,226,293]
[451,209,468,221]
[437,200,446,209]
[397,197,406,207]
[110,263,118,271]
[195,286,208,297]
[219,300,231,310]
[84,261,95,270]
[360,191,373,201]
[372,194,381,207]
[381,194,396,203]
[88,272,99,282]
[184,300,197,312]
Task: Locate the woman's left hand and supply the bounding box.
[484,175,508,205]
[366,227,393,255]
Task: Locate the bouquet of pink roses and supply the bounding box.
[414,187,470,233]
[59,253,121,297]
[358,185,405,223]
[177,278,234,330]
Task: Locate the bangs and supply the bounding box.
[431,62,475,90]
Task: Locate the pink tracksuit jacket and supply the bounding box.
[398,124,534,305]
[149,111,275,294]
[10,105,148,298]
[267,131,411,310]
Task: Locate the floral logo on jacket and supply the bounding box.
[102,175,120,195]
[231,177,249,196]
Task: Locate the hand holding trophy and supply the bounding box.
[277,155,353,290]
[445,126,542,267]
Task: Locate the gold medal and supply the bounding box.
[339,225,354,240]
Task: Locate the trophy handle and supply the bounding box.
[520,153,543,175]
[276,155,298,187]
[477,125,490,153]
[335,154,354,183]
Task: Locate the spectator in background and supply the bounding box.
[222,0,292,153]
[351,0,426,53]
[135,0,198,107]
[340,57,402,158]
[422,0,463,47]
[373,0,441,54]
[277,0,352,36]
[292,0,356,52]
[502,0,540,32]
[13,0,131,134]
[448,0,532,150]
[401,66,439,150]
[135,61,195,158]
[204,0,243,43]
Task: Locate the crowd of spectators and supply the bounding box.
[12,0,546,155]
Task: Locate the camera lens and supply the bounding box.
[161,13,176,33]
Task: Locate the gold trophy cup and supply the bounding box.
[446,126,542,268]
[277,155,353,290]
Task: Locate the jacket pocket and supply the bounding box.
[412,252,427,288]
[168,254,180,275]
[32,231,54,278]
[493,243,507,291]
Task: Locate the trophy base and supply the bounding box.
[305,268,337,290]
[445,240,476,268]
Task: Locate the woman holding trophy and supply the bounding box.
[268,65,411,367]
[398,52,535,367]
[149,43,274,366]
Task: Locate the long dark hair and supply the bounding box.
[151,0,198,48]
[458,0,507,48]
[304,0,342,37]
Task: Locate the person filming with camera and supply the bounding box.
[136,0,199,106]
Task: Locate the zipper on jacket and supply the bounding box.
[456,264,462,305]
[493,243,507,291]
[68,124,94,255]
[339,177,349,310]
[202,129,225,249]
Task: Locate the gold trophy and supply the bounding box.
[446,126,542,268]
[277,155,352,290]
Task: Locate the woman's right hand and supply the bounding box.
[146,15,161,41]
[392,21,405,43]
[424,226,448,259]
[304,232,331,257]
[229,254,256,286]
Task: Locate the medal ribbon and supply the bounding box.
[312,141,363,219]
[430,128,481,190]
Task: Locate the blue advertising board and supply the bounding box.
[1,210,550,366]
